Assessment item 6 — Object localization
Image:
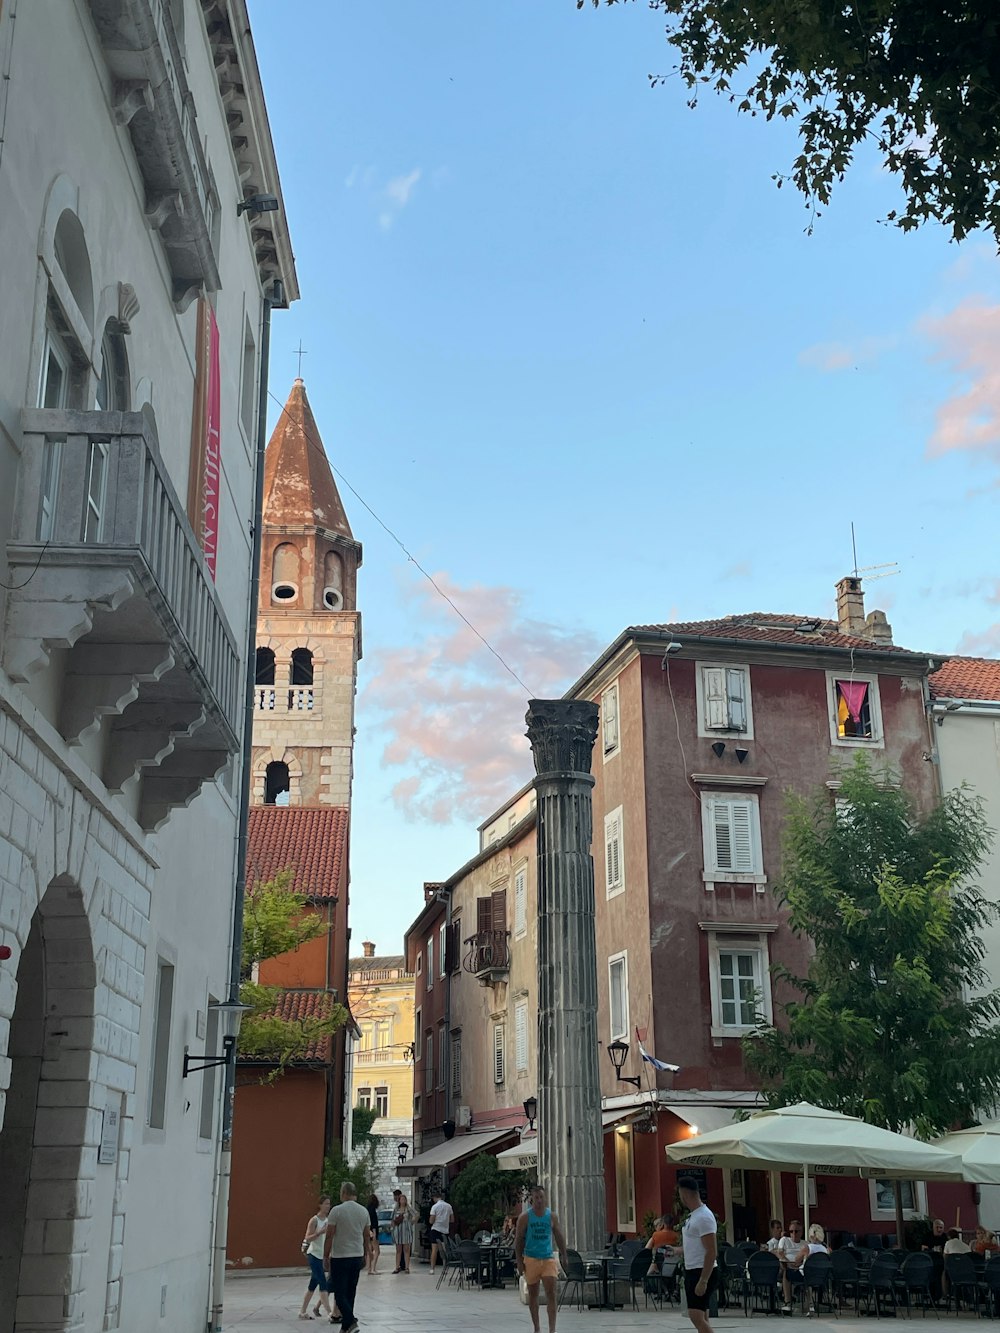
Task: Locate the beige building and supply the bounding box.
[348,943,416,1192]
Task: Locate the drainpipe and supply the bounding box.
[207,280,277,1332]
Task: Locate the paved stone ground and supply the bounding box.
[223,1264,981,1331]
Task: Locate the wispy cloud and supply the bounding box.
[922,300,1000,458]
[344,164,426,232]
[799,335,896,372]
[720,560,752,581]
[364,576,603,824]
[379,168,423,231]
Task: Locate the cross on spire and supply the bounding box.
[294,340,307,378]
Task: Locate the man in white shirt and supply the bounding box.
[327,1182,373,1333]
[428,1189,454,1274]
[665,1177,718,1333]
[765,1219,785,1253]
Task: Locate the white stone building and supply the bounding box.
[0,2,296,1329]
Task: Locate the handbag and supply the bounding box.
[518,1275,550,1306]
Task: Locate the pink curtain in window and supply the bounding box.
[838,680,869,722]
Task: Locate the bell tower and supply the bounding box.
[252,378,362,806]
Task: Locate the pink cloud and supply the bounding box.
[923,300,1000,457]
[799,336,895,373]
[958,622,1000,656]
[364,576,603,824]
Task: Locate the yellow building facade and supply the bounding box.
[348,942,416,1170]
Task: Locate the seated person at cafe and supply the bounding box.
[972,1226,997,1256]
[923,1218,947,1255]
[764,1219,786,1252]
[944,1228,972,1255]
[646,1215,680,1274]
[781,1223,828,1313]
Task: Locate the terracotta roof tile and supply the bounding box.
[247,805,348,901]
[262,379,354,538]
[930,656,1000,701]
[267,989,337,1063]
[630,612,922,655]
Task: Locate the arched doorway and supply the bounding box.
[0,878,96,1333]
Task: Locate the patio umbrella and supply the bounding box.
[932,1122,1000,1185]
[666,1101,964,1232]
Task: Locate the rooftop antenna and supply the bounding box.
[851,524,899,582]
[851,521,859,578]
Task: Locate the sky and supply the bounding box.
[248,0,1000,951]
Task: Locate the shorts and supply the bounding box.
[306,1253,329,1292]
[524,1256,558,1284]
[684,1266,718,1311]
[431,1229,447,1245]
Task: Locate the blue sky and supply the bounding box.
[248,0,1000,950]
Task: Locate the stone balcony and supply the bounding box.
[5,408,242,830]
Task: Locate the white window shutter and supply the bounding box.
[514,868,527,937]
[605,813,622,890]
[727,668,748,732]
[603,685,619,753]
[704,668,728,729]
[493,1024,505,1085]
[609,959,626,1038]
[712,798,734,871]
[515,1003,528,1072]
[731,799,755,872]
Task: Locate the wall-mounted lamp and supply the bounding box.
[397,1142,409,1166]
[403,1041,415,1063]
[182,1000,251,1078]
[607,1039,642,1089]
[711,741,726,759]
[441,1118,456,1141]
[735,747,749,764]
[237,193,280,218]
[523,1095,538,1132]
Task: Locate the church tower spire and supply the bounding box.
[252,379,362,807]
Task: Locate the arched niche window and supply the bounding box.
[265,761,290,806]
[271,543,298,604]
[255,647,275,685]
[53,209,94,329]
[323,549,343,610]
[96,324,130,410]
[290,648,314,686]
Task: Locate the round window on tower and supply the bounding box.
[271,542,299,604]
[272,582,298,602]
[323,587,343,610]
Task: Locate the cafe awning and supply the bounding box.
[497,1107,649,1171]
[397,1127,513,1177]
[664,1104,741,1142]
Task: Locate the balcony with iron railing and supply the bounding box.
[463,929,511,985]
[5,408,242,829]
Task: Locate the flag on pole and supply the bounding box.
[638,1041,679,1073]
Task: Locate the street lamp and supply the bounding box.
[397,1142,409,1166]
[182,1000,252,1078]
[606,1039,642,1089]
[523,1096,537,1132]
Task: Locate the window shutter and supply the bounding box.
[603,684,619,753]
[609,959,625,1038]
[712,798,734,871]
[515,1003,528,1072]
[477,896,492,934]
[514,868,527,937]
[605,812,622,890]
[726,668,748,732]
[491,887,507,931]
[426,1033,434,1092]
[704,668,728,730]
[493,1024,505,1085]
[451,1033,462,1096]
[731,800,755,872]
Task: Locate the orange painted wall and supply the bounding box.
[228,1070,329,1269]
[258,906,332,989]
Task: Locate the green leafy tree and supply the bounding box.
[449,1152,534,1234]
[351,1104,380,1149]
[322,1144,377,1205]
[746,755,1000,1237]
[582,0,1000,242]
[237,869,346,1075]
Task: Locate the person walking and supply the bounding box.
[428,1188,454,1275]
[298,1195,335,1321]
[514,1185,569,1333]
[326,1181,373,1333]
[366,1194,381,1275]
[391,1191,414,1273]
[665,1177,718,1333]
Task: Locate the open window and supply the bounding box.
[697,662,754,738]
[264,761,289,805]
[827,672,883,747]
[255,647,275,685]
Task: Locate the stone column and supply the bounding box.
[526,698,606,1256]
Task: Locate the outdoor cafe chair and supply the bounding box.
[862,1253,901,1319]
[454,1240,487,1292]
[721,1246,748,1312]
[899,1252,937,1319]
[981,1256,1000,1318]
[558,1248,603,1312]
[801,1253,834,1317]
[831,1249,862,1315]
[435,1235,460,1290]
[739,1241,761,1260]
[746,1251,781,1316]
[625,1248,655,1311]
[945,1253,983,1318]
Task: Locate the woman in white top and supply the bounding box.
[299,1195,334,1321]
[782,1223,829,1312]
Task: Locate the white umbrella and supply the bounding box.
[666,1101,964,1232]
[932,1122,1000,1185]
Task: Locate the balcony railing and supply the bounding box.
[6,408,242,829]
[463,929,511,984]
[356,1049,393,1065]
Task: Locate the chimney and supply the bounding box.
[362,940,375,958]
[864,609,893,644]
[836,576,866,636]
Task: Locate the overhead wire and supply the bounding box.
[266,387,535,697]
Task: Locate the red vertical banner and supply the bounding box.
[187,299,221,580]
[202,308,221,579]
